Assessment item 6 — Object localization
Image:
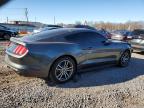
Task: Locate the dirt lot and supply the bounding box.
[0,52,144,108]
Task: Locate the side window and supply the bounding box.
[65,32,106,45]
[133,30,144,35]
[65,33,89,44]
[88,32,106,43]
[140,30,144,35]
[38,35,65,42]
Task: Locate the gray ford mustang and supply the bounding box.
[5,28,132,83]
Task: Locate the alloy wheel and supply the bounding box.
[120,51,130,66]
[55,59,74,82]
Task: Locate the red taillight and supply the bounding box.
[13,45,28,56]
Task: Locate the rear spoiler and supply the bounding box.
[10,37,26,46]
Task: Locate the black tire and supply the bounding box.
[4,34,11,40]
[49,56,76,83]
[118,50,131,67]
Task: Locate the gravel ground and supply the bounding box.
[0,53,144,108]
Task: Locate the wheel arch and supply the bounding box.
[118,48,131,67]
[55,54,78,65]
[47,54,78,78]
[119,48,131,59]
[123,49,131,55]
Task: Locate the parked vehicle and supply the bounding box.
[65,24,96,30]
[45,25,63,28]
[98,29,112,39]
[65,25,111,39]
[33,27,62,33]
[33,25,62,33]
[129,29,144,52]
[0,25,18,40]
[5,28,132,83]
[111,30,132,41]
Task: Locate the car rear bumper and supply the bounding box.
[6,64,41,77]
[5,54,49,78]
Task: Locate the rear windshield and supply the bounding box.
[20,29,67,42]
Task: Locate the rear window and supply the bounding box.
[20,29,67,42]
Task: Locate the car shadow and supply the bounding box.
[136,52,144,55]
[46,57,144,88]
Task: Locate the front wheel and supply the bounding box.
[49,56,76,83]
[118,51,131,67]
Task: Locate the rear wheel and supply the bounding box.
[118,50,131,67]
[4,34,11,40]
[49,56,76,83]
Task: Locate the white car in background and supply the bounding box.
[111,30,132,41]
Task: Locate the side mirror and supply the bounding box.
[102,40,111,45]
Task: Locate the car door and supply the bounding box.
[82,32,118,64]
[64,32,93,64]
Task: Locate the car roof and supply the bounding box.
[21,28,98,42]
[0,24,7,28]
[35,28,96,35]
[52,27,96,33]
